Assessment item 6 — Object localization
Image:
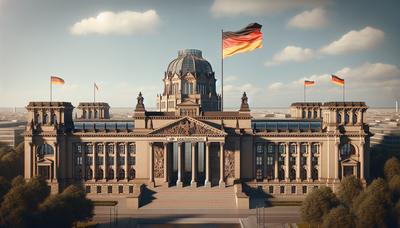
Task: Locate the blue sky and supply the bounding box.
[0,0,399,108]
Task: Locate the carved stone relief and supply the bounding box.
[154,145,164,178]
[224,150,235,178]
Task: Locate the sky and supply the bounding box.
[0,0,399,108]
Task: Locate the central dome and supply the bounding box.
[167,49,213,76]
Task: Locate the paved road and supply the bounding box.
[93,206,300,227]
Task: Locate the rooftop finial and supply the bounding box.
[239,92,250,112]
[135,92,146,112]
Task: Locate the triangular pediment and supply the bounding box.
[341,158,358,164]
[148,116,227,136]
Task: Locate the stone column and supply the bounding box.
[125,142,128,181]
[296,143,300,181]
[205,142,211,188]
[92,143,96,181]
[53,142,58,181]
[114,143,118,180]
[191,143,197,187]
[149,142,155,187]
[285,144,289,181]
[176,142,183,188]
[219,142,225,188]
[349,109,354,125]
[163,142,168,183]
[360,142,365,179]
[307,143,312,181]
[82,144,86,180]
[274,144,278,181]
[334,142,339,181]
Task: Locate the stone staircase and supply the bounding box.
[140,185,237,209]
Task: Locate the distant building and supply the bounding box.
[0,120,25,147]
[23,49,371,203]
[370,113,400,153]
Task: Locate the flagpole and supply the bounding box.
[304,84,306,102]
[221,29,224,111]
[343,83,345,102]
[94,83,96,103]
[50,77,52,102]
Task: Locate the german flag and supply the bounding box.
[304,80,315,87]
[223,23,263,58]
[331,75,344,86]
[51,76,64,85]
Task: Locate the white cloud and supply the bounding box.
[70,10,160,35]
[211,0,328,17]
[288,8,328,29]
[265,46,316,66]
[267,62,400,103]
[320,26,384,55]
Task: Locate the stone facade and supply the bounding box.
[23,49,371,197]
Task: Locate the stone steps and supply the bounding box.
[140,186,237,209]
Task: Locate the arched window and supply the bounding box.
[94,110,98,119]
[86,168,93,180]
[311,143,319,155]
[43,114,49,124]
[88,110,92,119]
[118,169,125,180]
[289,168,296,180]
[344,113,350,124]
[96,169,104,180]
[313,110,318,118]
[83,110,87,119]
[108,169,114,179]
[289,143,296,154]
[340,143,356,159]
[129,168,136,179]
[37,144,54,157]
[302,110,306,118]
[278,144,286,154]
[308,110,312,118]
[337,112,342,123]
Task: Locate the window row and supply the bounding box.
[76,168,136,180]
[336,112,358,124]
[34,113,57,125]
[266,185,320,194]
[256,166,319,181]
[75,155,135,166]
[74,143,136,154]
[85,185,135,194]
[256,143,320,155]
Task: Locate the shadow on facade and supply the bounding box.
[140,187,157,207]
[370,133,400,179]
[242,183,272,209]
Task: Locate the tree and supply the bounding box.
[389,175,400,202]
[353,178,395,228]
[0,176,50,227]
[337,175,363,207]
[0,177,10,203]
[301,186,338,225]
[37,184,94,228]
[322,205,355,228]
[384,157,400,181]
[0,142,24,181]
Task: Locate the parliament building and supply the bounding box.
[23,49,370,204]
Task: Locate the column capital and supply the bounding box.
[220,141,225,146]
[163,142,169,147]
[149,142,154,146]
[206,141,211,147]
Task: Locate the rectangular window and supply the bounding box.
[129,186,134,194]
[107,157,114,165]
[269,186,274,194]
[312,157,318,165]
[289,144,296,154]
[290,156,296,166]
[301,156,306,166]
[291,186,296,194]
[85,186,91,193]
[96,144,103,154]
[267,144,274,154]
[279,156,285,165]
[302,186,307,194]
[311,144,318,154]
[256,156,262,165]
[280,186,285,194]
[107,186,112,194]
[256,144,264,154]
[96,156,104,165]
[96,186,101,194]
[75,156,82,165]
[74,143,82,154]
[300,144,307,154]
[118,156,125,166]
[118,186,123,194]
[128,143,136,154]
[86,144,93,154]
[107,144,114,154]
[267,156,274,165]
[128,156,136,165]
[86,157,93,165]
[118,144,124,153]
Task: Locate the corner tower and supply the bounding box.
[156,49,221,113]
